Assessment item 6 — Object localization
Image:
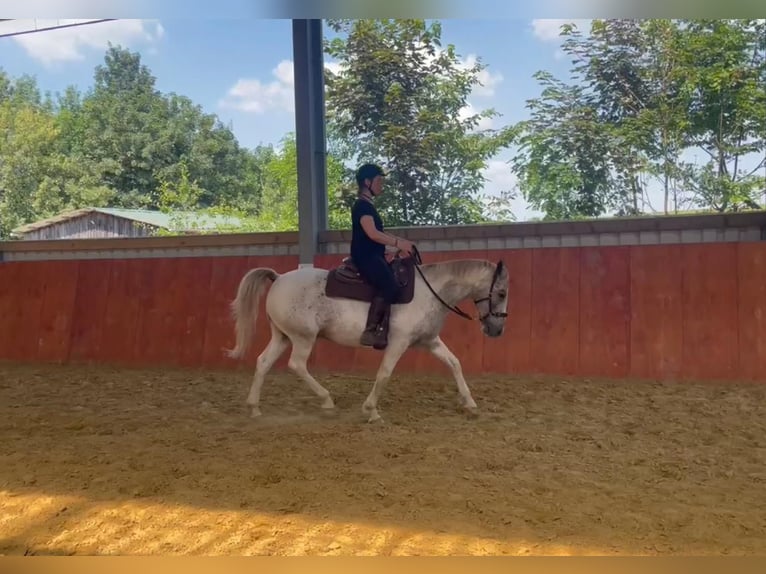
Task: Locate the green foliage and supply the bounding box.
[511,71,614,220]
[510,18,766,219]
[0,40,388,239]
[0,76,116,237]
[0,46,273,239]
[0,99,61,236]
[245,133,351,231]
[2,19,764,239]
[324,19,515,226]
[679,19,766,211]
[157,159,203,212]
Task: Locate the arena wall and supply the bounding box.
[1,212,765,383]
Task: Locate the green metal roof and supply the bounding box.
[93,208,245,231]
[10,206,249,237]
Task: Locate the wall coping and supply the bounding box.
[0,230,300,253]
[322,211,766,242]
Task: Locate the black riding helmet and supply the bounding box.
[355,163,387,187]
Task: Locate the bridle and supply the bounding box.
[473,261,509,321]
[407,246,508,322]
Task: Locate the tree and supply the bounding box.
[79,45,264,213]
[0,99,61,236]
[510,18,766,220]
[241,133,350,231]
[0,49,269,238]
[324,19,515,226]
[510,70,615,220]
[679,19,765,211]
[79,44,168,207]
[555,19,699,215]
[0,73,114,238]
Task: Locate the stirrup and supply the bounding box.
[372,331,388,350]
[360,327,378,347]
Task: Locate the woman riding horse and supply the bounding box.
[350,163,416,349]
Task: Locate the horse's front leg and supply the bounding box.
[362,337,409,423]
[424,336,478,411]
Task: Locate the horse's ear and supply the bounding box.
[497,260,504,272]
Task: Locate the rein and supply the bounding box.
[405,246,507,322]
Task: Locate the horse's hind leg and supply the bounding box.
[246,321,289,417]
[287,335,335,410]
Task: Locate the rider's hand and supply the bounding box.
[396,238,415,256]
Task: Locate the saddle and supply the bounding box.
[325,255,417,304]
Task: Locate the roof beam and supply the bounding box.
[0,19,116,39]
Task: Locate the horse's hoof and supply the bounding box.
[250,407,262,418]
[321,397,335,410]
[463,406,480,419]
[363,405,381,423]
[367,415,383,424]
[460,395,478,409]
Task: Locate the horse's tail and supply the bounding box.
[226,267,279,359]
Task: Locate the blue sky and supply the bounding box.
[0,18,591,220]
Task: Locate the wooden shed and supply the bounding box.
[10,207,245,241]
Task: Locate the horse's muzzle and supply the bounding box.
[482,323,504,338]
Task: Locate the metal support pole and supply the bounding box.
[292,19,328,267]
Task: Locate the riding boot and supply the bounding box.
[372,301,392,350]
[360,296,386,347]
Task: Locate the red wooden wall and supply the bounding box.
[0,243,763,382]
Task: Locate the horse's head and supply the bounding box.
[475,260,509,338]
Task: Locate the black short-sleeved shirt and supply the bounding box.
[350,197,385,262]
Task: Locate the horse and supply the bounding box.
[226,251,509,423]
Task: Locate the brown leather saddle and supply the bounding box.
[325,255,417,304]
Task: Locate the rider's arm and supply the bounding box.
[360,215,401,248]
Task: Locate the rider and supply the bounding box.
[350,163,416,349]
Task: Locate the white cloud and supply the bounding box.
[220,45,502,117]
[272,60,294,88]
[452,52,502,133]
[457,53,502,97]
[324,60,343,76]
[219,75,294,115]
[483,160,516,191]
[481,159,543,221]
[9,19,164,66]
[459,102,494,131]
[423,48,503,98]
[531,19,591,42]
[219,59,343,115]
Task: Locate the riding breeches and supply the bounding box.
[354,255,401,304]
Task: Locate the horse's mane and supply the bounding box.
[419,258,498,282]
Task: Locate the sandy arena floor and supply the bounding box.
[1,361,765,556]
